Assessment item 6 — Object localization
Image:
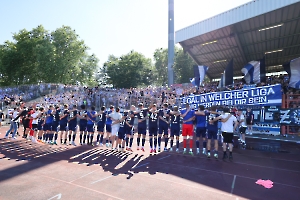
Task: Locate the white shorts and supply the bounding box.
[111,126,119,136]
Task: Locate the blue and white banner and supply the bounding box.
[241,61,259,84]
[283,57,300,89]
[181,84,282,108]
[191,65,208,86]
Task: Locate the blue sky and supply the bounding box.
[0,0,250,66]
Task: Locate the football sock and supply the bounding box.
[79,134,83,143]
[183,139,187,148]
[90,135,94,144]
[149,138,153,149]
[196,140,200,148]
[142,138,145,147]
[137,137,140,146]
[72,134,76,142]
[164,137,168,148]
[203,141,207,148]
[158,137,161,147]
[170,139,174,148]
[176,140,179,148]
[129,138,133,147]
[126,137,129,147]
[68,134,71,142]
[100,135,104,143]
[154,137,157,148]
[189,139,193,148]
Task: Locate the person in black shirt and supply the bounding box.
[245,108,254,135]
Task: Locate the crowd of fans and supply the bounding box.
[1,74,299,112]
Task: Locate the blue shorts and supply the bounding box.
[159,124,169,135]
[207,129,218,139]
[149,126,158,136]
[79,123,87,132]
[106,124,111,133]
[87,124,94,133]
[69,124,77,132]
[44,123,52,131]
[118,128,126,139]
[59,123,67,131]
[138,126,146,135]
[125,126,133,135]
[196,127,206,138]
[52,122,59,132]
[97,123,105,132]
[171,126,180,137]
[37,123,43,131]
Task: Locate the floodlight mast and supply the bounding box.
[168,0,174,86]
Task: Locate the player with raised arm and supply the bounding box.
[206,106,231,159]
[194,105,208,155]
[220,107,238,160]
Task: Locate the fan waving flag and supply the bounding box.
[241,57,266,84]
[193,65,208,86]
[283,57,300,89]
[189,77,196,86]
[218,59,233,88]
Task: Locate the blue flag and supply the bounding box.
[283,57,300,89]
[193,65,208,86]
[189,78,196,86]
[241,58,266,84]
[218,59,233,88]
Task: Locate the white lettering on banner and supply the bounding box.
[248,96,267,104]
[182,85,281,107]
[265,112,273,120]
[252,111,260,120]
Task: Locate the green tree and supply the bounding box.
[173,47,196,83]
[103,51,154,88]
[152,47,197,85]
[0,25,99,86]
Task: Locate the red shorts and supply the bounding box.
[182,124,193,136]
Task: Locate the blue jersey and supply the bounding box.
[45,109,53,124]
[106,111,112,125]
[170,112,180,128]
[60,109,69,124]
[181,109,195,124]
[69,110,78,124]
[137,109,148,128]
[195,111,207,128]
[79,110,87,124]
[207,113,219,131]
[159,109,169,127]
[148,111,158,127]
[87,111,97,125]
[97,112,106,126]
[53,109,60,124]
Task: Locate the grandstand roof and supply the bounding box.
[175,0,300,79]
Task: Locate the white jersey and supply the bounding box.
[220,113,237,133]
[109,112,122,128]
[31,111,40,124]
[238,114,247,127]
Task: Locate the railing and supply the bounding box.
[281,94,300,135]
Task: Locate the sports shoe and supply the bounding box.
[214,153,218,159]
[176,148,179,153]
[169,148,173,152]
[137,147,140,150]
[158,147,161,152]
[71,141,76,146]
[183,149,187,154]
[189,151,194,156]
[53,141,57,145]
[99,143,103,147]
[202,148,206,155]
[69,141,72,145]
[141,147,145,152]
[4,136,9,139]
[164,147,168,152]
[196,149,200,155]
[229,154,233,160]
[150,149,153,153]
[153,149,156,153]
[96,142,99,146]
[106,143,109,148]
[207,152,211,158]
[128,148,133,152]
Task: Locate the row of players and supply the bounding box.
[6,102,243,159]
